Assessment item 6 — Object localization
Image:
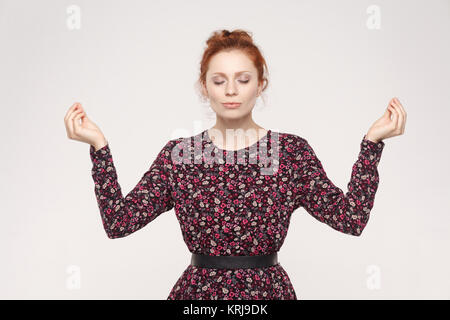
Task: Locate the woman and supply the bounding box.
[63,29,406,300]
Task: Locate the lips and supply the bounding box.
[222,103,241,108]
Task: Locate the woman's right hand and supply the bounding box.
[64,102,107,151]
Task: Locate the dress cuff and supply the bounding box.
[89,143,111,166]
[360,135,385,167]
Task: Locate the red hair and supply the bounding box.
[196,29,269,105]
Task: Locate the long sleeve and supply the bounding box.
[291,135,385,236]
[89,140,175,239]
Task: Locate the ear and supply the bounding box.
[257,81,263,97]
[201,82,209,100]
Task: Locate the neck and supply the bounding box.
[207,117,267,150]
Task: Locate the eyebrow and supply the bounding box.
[212,71,251,76]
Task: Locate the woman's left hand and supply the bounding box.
[365,97,407,143]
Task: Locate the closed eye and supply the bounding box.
[214,80,249,85]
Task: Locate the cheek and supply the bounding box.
[207,87,223,101]
[241,87,258,101]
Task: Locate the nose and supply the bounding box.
[225,82,238,96]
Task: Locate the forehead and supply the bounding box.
[207,50,256,76]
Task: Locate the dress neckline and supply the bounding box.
[204,128,271,152]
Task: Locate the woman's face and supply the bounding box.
[202,50,262,120]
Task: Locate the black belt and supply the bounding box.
[191,252,278,269]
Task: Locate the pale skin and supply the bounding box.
[64,49,407,151]
[200,50,267,150]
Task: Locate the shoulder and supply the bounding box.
[161,135,191,150]
[161,133,201,165]
[165,133,198,152]
[153,137,185,162]
[273,131,310,152]
[272,131,321,168]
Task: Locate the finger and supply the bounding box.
[392,98,405,117]
[391,102,404,132]
[394,97,403,107]
[67,109,83,137]
[64,102,81,121]
[392,99,406,132]
[387,104,396,124]
[394,97,407,124]
[64,102,78,120]
[387,98,397,114]
[383,105,392,118]
[387,104,396,121]
[76,105,87,121]
[389,103,399,130]
[73,110,85,123]
[65,103,82,124]
[72,111,85,132]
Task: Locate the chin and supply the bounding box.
[219,109,251,119]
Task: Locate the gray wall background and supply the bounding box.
[1,0,449,299]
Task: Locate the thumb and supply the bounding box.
[383,105,393,119]
[80,112,89,122]
[73,111,83,125]
[73,111,86,130]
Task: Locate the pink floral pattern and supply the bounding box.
[89,129,385,299]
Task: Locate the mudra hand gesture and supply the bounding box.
[64,102,108,151]
[365,97,407,143]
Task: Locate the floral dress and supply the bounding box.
[89,129,385,300]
